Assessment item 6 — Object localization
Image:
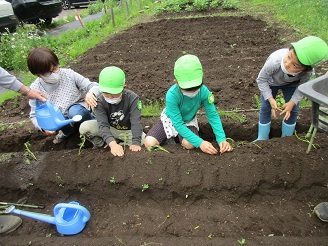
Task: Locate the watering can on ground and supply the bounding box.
[5,201,91,235]
[35,100,82,131]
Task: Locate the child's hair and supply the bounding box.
[27,47,59,75]
[289,47,313,72]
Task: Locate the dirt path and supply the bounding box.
[1,12,328,246]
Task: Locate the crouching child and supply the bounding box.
[80,66,145,157]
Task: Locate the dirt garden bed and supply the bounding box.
[0,12,328,245]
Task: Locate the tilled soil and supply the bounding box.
[1,12,328,246]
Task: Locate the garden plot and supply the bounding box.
[0,14,328,245]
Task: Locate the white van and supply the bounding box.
[0,0,19,33]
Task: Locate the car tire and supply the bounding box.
[43,17,52,26]
[62,0,71,10]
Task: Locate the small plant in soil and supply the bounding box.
[237,238,246,245]
[78,134,86,155]
[109,176,116,184]
[115,236,123,244]
[141,183,149,192]
[276,93,285,108]
[56,173,64,188]
[24,141,37,162]
[146,145,170,153]
[294,130,318,151]
[253,94,261,109]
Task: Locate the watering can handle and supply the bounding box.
[36,99,44,107]
[54,203,91,222]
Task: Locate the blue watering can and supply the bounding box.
[5,201,91,235]
[35,100,82,131]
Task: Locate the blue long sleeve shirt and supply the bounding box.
[165,84,226,148]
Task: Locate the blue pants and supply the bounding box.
[61,104,95,136]
[259,84,300,125]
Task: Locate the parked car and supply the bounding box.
[5,0,62,25]
[0,0,18,33]
[61,0,97,10]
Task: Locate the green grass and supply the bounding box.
[141,100,165,117]
[238,0,328,42]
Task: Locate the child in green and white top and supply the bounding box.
[144,54,233,155]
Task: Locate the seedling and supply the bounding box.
[109,176,116,184]
[237,238,246,245]
[294,130,318,153]
[115,236,123,244]
[207,233,214,238]
[78,134,86,155]
[158,214,170,227]
[146,145,170,153]
[146,158,153,165]
[24,141,37,161]
[119,133,129,152]
[56,173,64,187]
[276,93,285,108]
[253,94,261,109]
[141,183,149,192]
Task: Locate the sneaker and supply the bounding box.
[314,202,328,222]
[53,131,68,144]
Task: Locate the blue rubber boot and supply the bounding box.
[253,122,271,142]
[281,121,296,137]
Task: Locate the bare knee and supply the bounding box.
[144,136,160,148]
[181,138,195,150]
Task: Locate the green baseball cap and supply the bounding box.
[291,36,328,67]
[174,54,203,89]
[99,66,125,94]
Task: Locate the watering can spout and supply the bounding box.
[6,206,56,225]
[35,100,82,131]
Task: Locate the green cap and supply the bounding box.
[174,54,203,89]
[291,36,328,67]
[99,66,125,94]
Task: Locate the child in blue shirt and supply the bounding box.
[144,54,232,155]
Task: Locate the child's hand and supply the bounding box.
[200,141,218,155]
[109,141,124,157]
[219,141,233,154]
[130,145,141,152]
[268,97,282,118]
[280,101,295,120]
[85,92,97,108]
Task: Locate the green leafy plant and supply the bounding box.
[78,134,86,155]
[24,141,37,161]
[146,145,170,153]
[220,0,239,9]
[141,183,149,192]
[237,238,246,245]
[275,93,285,108]
[218,109,247,123]
[109,176,116,184]
[141,100,164,117]
[253,94,261,109]
[56,173,64,187]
